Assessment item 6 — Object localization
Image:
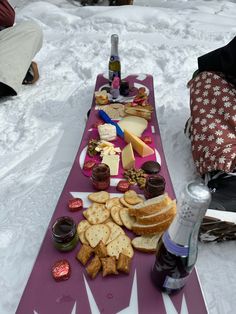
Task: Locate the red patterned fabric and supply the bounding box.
[189,71,236,175]
[0,0,15,28]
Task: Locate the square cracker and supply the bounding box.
[101,256,118,277]
[94,241,107,258]
[117,253,131,274]
[86,255,102,279]
[76,244,94,266]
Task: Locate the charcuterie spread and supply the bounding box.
[16,74,207,314]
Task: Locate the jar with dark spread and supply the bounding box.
[91,163,110,190]
[120,80,129,96]
[52,216,78,252]
[144,174,166,199]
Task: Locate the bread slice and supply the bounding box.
[132,234,162,253]
[129,193,171,217]
[136,201,176,225]
[132,217,174,235]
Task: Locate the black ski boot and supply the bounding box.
[207,172,236,212]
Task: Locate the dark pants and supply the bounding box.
[0,82,16,98]
[198,36,236,79]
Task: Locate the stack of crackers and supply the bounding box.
[76,190,176,278]
[76,190,141,279]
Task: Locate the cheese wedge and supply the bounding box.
[102,155,120,176]
[118,116,148,137]
[124,129,154,157]
[122,143,135,170]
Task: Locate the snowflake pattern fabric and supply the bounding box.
[189,71,236,175]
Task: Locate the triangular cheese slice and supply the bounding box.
[122,143,135,170]
[124,129,154,157]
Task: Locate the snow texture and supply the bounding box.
[0,0,236,313]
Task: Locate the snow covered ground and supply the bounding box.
[1,0,236,313]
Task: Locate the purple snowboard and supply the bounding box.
[16,74,208,314]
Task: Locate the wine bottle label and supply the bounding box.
[163,275,189,290]
[109,70,121,84]
[110,55,120,61]
[163,231,189,257]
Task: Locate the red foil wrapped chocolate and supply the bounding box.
[116,180,130,193]
[52,259,71,282]
[68,198,83,211]
[141,136,152,144]
[83,160,96,171]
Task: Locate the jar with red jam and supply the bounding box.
[144,174,166,199]
[91,163,110,190]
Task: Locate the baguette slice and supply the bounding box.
[136,201,176,225]
[132,234,162,253]
[129,193,171,217]
[132,217,174,235]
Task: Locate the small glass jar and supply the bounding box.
[91,163,110,190]
[120,80,129,96]
[52,216,78,252]
[144,175,166,199]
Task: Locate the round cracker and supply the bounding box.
[107,234,134,259]
[77,220,91,234]
[78,231,89,245]
[88,191,110,204]
[119,207,136,230]
[83,206,110,225]
[85,224,110,248]
[105,197,121,211]
[124,190,143,205]
[119,197,134,209]
[111,206,123,226]
[106,221,125,244]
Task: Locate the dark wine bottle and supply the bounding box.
[108,34,121,85]
[151,181,211,294]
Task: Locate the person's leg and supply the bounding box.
[0,20,43,96]
[198,36,236,77]
[207,172,236,212]
[0,82,16,97]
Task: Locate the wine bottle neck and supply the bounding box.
[168,205,207,247]
[111,42,119,57]
[110,34,119,57]
[163,231,189,256]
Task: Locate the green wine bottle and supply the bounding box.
[108,34,121,85]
